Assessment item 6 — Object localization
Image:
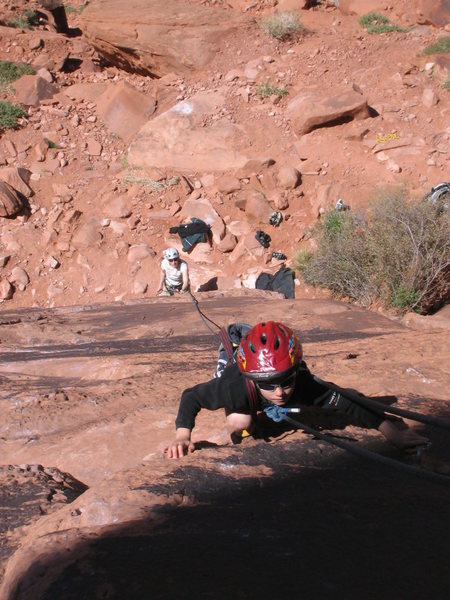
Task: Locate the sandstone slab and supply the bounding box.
[95,81,157,144]
[287,88,371,136]
[0,181,25,217]
[13,74,57,107]
[80,0,245,77]
[129,91,250,173]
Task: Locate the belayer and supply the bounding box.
[165,321,428,458]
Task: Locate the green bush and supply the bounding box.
[296,210,377,307]
[295,189,450,314]
[444,77,450,91]
[7,10,39,29]
[261,11,304,41]
[359,12,406,34]
[0,61,34,87]
[423,37,450,55]
[256,82,288,99]
[0,101,25,130]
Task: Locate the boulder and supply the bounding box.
[71,220,103,250]
[178,196,225,244]
[96,81,157,144]
[0,181,25,217]
[217,233,238,253]
[416,0,450,27]
[127,245,155,263]
[80,0,244,77]
[241,189,273,224]
[227,220,252,237]
[102,194,132,219]
[422,88,439,108]
[0,279,14,301]
[268,191,290,211]
[287,87,371,136]
[13,75,57,107]
[129,91,249,173]
[0,167,33,198]
[234,158,276,179]
[228,232,266,264]
[276,166,301,190]
[216,175,241,195]
[9,267,30,287]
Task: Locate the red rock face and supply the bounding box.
[80,0,246,77]
[417,0,450,27]
[0,2,448,595]
[0,294,449,598]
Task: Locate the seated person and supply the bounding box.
[156,247,189,296]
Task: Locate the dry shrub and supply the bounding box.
[295,188,450,314]
[260,11,304,41]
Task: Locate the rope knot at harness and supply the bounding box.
[263,405,301,423]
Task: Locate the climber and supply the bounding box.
[165,321,428,458]
[156,247,190,296]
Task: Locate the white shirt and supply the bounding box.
[161,258,188,287]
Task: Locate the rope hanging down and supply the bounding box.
[187,290,222,337]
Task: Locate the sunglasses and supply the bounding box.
[257,372,296,392]
[168,258,179,263]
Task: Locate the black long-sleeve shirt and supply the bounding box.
[175,362,385,431]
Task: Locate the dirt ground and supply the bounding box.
[0,0,449,309]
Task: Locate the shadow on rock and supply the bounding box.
[6,440,450,600]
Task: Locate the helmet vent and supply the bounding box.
[274,337,280,350]
[248,341,256,353]
[261,333,267,344]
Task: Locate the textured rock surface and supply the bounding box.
[80,0,245,77]
[0,293,449,598]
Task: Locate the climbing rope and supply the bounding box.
[312,375,450,432]
[274,411,450,488]
[187,290,222,337]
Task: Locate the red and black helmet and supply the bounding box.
[237,321,303,381]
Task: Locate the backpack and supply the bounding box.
[215,322,259,412]
[214,322,252,378]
